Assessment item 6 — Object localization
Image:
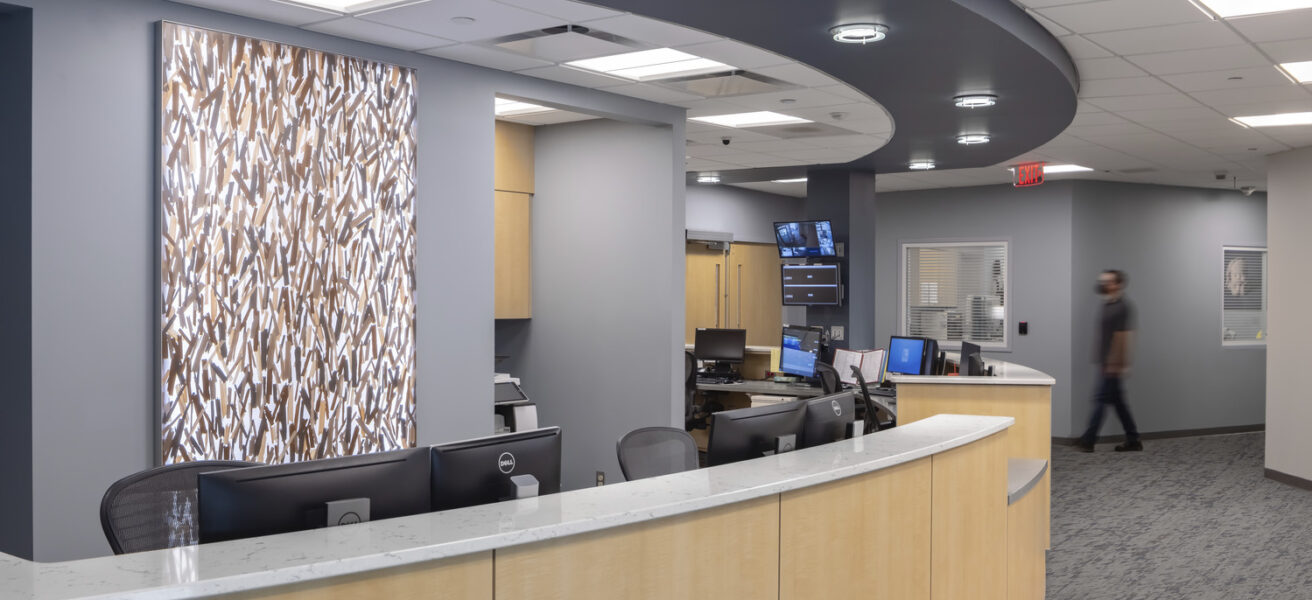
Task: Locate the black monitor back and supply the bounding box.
[431,427,562,511]
[707,402,807,466]
[960,341,984,376]
[800,391,857,448]
[198,448,431,544]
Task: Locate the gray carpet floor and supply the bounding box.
[1047,432,1312,600]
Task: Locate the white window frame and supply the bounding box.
[1221,245,1268,348]
[898,240,1011,351]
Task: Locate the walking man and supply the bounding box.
[1077,269,1142,452]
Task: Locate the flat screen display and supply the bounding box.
[774,220,836,258]
[780,325,823,378]
[886,336,927,375]
[781,264,842,306]
[694,328,747,363]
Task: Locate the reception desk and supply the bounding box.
[891,356,1056,599]
[0,414,1031,600]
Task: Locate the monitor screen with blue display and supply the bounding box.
[774,220,836,258]
[780,325,824,378]
[886,336,928,375]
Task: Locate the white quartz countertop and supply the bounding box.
[889,355,1056,386]
[0,414,1012,600]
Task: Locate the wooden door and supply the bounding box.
[728,242,783,347]
[685,244,727,344]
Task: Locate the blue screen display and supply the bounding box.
[886,337,926,375]
[775,221,836,258]
[780,332,819,377]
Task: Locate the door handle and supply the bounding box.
[714,263,720,328]
[737,264,743,328]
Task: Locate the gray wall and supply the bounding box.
[685,183,803,243]
[0,4,33,560]
[1260,149,1310,481]
[874,182,1077,436]
[506,119,683,489]
[13,0,683,561]
[1070,182,1267,439]
[805,170,880,351]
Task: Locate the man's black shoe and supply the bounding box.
[1074,441,1095,453]
[1114,441,1143,452]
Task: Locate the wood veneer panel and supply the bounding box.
[494,121,534,194]
[494,191,531,318]
[931,431,1008,600]
[1007,488,1046,600]
[780,458,932,600]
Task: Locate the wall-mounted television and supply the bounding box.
[774,220,836,258]
[781,264,842,306]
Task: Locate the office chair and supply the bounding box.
[616,427,699,481]
[684,350,698,429]
[100,460,259,554]
[814,362,841,395]
[850,366,895,434]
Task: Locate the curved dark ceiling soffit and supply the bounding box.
[586,0,1079,179]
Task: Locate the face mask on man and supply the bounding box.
[1097,282,1112,295]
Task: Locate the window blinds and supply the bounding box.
[903,242,1008,346]
[1222,247,1267,345]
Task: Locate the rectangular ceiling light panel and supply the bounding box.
[566,48,733,81]
[275,0,417,15]
[1193,0,1312,18]
[1277,61,1312,83]
[495,97,554,116]
[690,111,813,128]
[1231,112,1312,127]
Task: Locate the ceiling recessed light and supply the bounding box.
[495,98,554,117]
[829,23,888,44]
[957,134,990,145]
[909,160,936,170]
[1190,0,1312,18]
[697,174,721,184]
[954,94,998,108]
[1231,111,1312,127]
[1276,61,1312,83]
[566,48,733,82]
[690,111,813,128]
[278,0,417,15]
[771,177,808,183]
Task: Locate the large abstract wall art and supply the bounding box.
[160,23,417,464]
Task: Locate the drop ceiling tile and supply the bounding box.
[1220,99,1312,116]
[677,40,791,70]
[602,83,705,103]
[826,118,893,135]
[1074,57,1148,80]
[681,99,759,117]
[817,84,875,103]
[1227,10,1312,43]
[686,142,751,157]
[726,88,853,111]
[1035,134,1096,150]
[1160,66,1292,92]
[516,64,625,88]
[1035,0,1207,34]
[1079,77,1177,97]
[685,158,740,172]
[303,18,455,51]
[1066,121,1156,138]
[1252,125,1312,146]
[495,30,635,63]
[751,63,842,88]
[1084,93,1203,111]
[787,102,892,123]
[1114,106,1225,123]
[494,0,624,23]
[769,147,865,162]
[1084,21,1245,56]
[797,133,887,149]
[1024,9,1071,37]
[1058,35,1114,59]
[1148,117,1254,134]
[685,128,776,145]
[1126,45,1271,76]
[582,14,720,47]
[420,43,553,71]
[1069,111,1129,126]
[1258,39,1312,63]
[359,0,564,43]
[1190,85,1312,109]
[170,0,337,26]
[1077,100,1105,113]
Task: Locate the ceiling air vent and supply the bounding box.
[750,121,859,139]
[492,24,644,63]
[1118,167,1157,174]
[657,70,796,97]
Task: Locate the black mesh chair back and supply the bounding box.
[617,427,699,481]
[100,460,260,554]
[815,362,841,395]
[685,350,697,422]
[850,365,882,434]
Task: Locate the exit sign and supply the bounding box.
[1014,162,1046,187]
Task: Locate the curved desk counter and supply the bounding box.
[1,414,1018,600]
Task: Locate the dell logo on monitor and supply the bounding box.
[831,399,843,417]
[498,452,516,474]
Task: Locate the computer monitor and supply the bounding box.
[198,448,431,543]
[799,391,857,448]
[694,328,747,365]
[924,339,941,375]
[430,427,562,511]
[886,336,929,375]
[779,325,824,378]
[774,220,836,258]
[707,401,807,466]
[960,341,984,376]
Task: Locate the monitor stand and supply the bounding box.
[510,474,540,499]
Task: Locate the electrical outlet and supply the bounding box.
[595,471,606,486]
[830,325,845,341]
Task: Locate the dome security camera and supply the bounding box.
[721,137,732,146]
